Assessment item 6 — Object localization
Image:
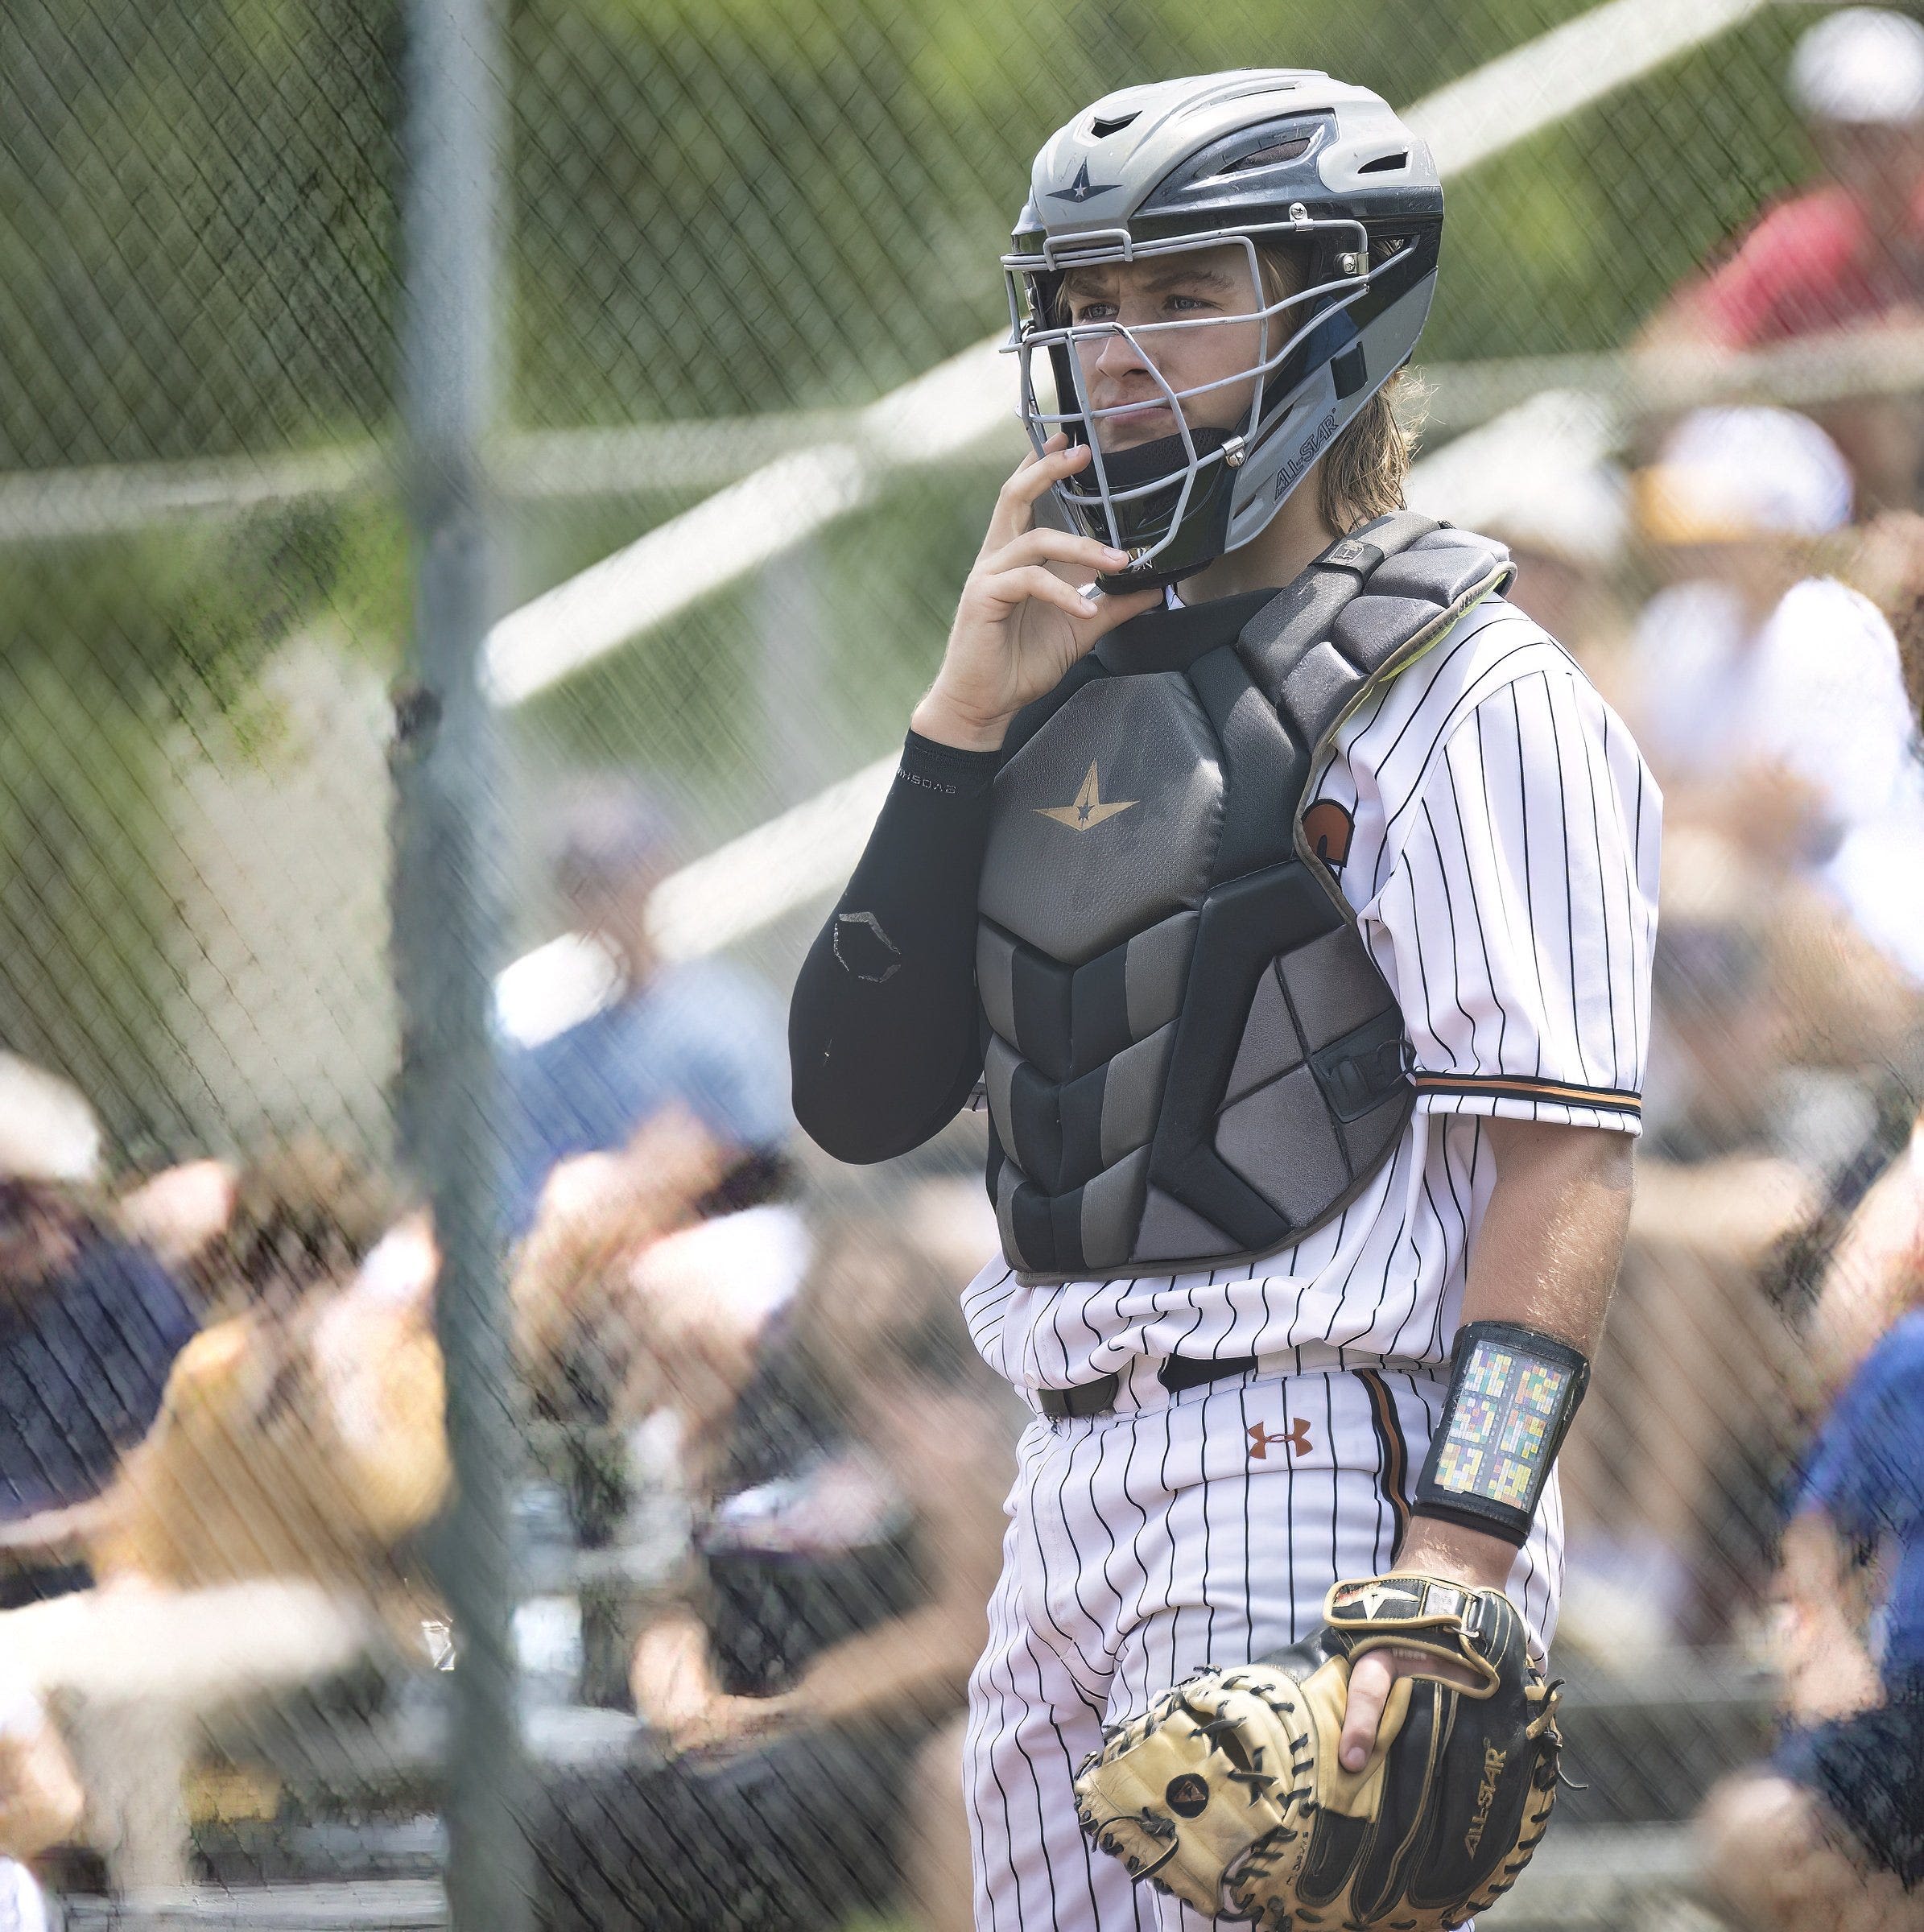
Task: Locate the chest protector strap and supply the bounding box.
[976,513,1515,1282]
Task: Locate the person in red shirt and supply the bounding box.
[1654,8,1924,509]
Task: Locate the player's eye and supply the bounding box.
[1071,301,1117,324]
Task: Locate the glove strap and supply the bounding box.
[1412,1321,1591,1546]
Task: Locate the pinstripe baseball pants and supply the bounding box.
[964,1353,1563,1931]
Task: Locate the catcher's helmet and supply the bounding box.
[1004,71,1443,588]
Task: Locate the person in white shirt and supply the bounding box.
[1629,405,1924,981]
[0,1666,81,1932]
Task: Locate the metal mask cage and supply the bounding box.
[1000,212,1378,571]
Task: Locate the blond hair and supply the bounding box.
[1250,244,1421,532]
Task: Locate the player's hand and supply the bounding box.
[1338,1527,1516,1771]
[1338,1645,1485,1771]
[913,435,1162,751]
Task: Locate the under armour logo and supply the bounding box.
[1034,760,1137,831]
[1248,1418,1314,1461]
[1048,160,1120,204]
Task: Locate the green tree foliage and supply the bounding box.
[1,0,397,472]
[0,0,1834,1145]
[4,0,1819,466]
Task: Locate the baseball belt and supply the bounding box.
[1035,1352,1258,1420]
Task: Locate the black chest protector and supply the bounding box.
[977,512,1513,1281]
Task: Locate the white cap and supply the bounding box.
[0,1054,101,1184]
[1790,7,1924,126]
[1637,407,1855,543]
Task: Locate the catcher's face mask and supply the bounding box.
[1004,72,1444,592]
[1003,214,1377,588]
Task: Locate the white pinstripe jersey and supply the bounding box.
[962,595,1662,1392]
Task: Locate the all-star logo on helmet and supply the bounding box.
[1001,70,1443,591]
[1048,159,1121,204]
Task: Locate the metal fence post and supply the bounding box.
[393,0,528,1926]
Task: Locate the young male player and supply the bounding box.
[791,70,1659,1929]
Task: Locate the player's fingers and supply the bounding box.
[976,563,1101,621]
[983,437,1092,547]
[1339,1649,1398,1772]
[981,525,1129,580]
[1081,581,1165,638]
[1008,436,1092,502]
[982,435,1067,545]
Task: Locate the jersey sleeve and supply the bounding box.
[1372,667,1661,1133]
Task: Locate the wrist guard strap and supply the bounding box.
[1413,1321,1591,1546]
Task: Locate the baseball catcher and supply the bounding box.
[790,64,1656,1932]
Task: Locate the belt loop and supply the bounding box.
[1156,1352,1257,1395]
[1036,1373,1121,1421]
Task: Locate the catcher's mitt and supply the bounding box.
[1074,1573,1562,1931]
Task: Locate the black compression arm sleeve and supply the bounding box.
[788,731,1001,1163]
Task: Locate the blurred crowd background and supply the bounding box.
[6,0,1924,1927]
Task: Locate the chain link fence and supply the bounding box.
[2,0,1922,1926]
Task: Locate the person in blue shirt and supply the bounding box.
[1702,1294,1924,1929]
[499,779,794,1235]
[0,1176,197,1605]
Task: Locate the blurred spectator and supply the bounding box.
[508,1108,755,1431]
[1802,1113,1924,1409]
[528,1203,1013,1932]
[0,1141,443,1621]
[0,1658,83,1932]
[497,778,793,1232]
[1699,1293,1924,1927]
[1559,829,1921,1656]
[0,1056,196,1604]
[1651,8,1924,510]
[608,1187,814,1501]
[0,1146,446,1893]
[1641,830,1918,1167]
[509,1108,807,1705]
[1406,387,1630,659]
[1664,8,1924,349]
[88,1213,446,1617]
[1625,406,1924,983]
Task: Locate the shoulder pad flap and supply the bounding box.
[1235,572,1357,708]
[1365,539,1510,608]
[1332,593,1446,675]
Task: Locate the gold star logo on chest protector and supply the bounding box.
[1034,760,1137,832]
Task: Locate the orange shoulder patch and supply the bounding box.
[1302,799,1354,872]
